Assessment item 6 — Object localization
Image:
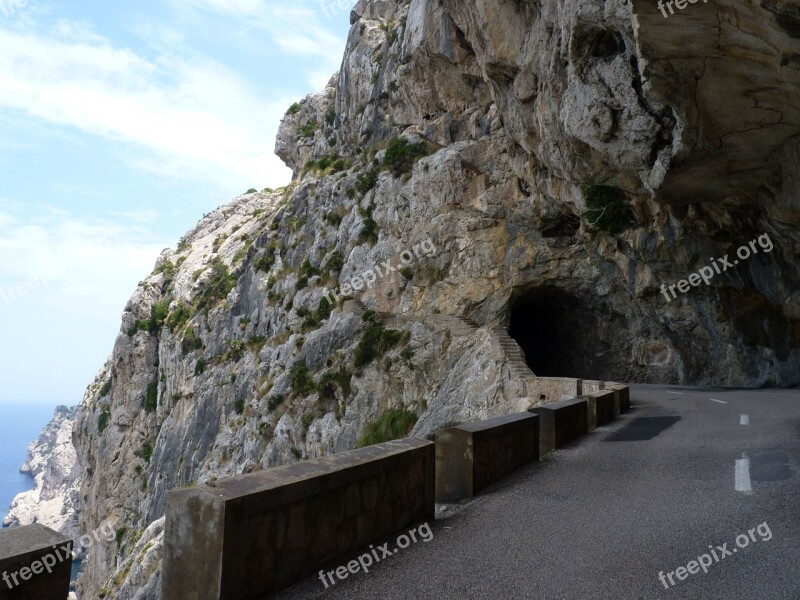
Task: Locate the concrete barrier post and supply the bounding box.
[0,524,73,600]
[608,384,630,413]
[612,389,621,417]
[163,438,434,599]
[435,412,539,504]
[529,397,589,454]
[583,390,617,430]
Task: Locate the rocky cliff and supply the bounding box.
[3,406,81,550]
[20,0,800,597]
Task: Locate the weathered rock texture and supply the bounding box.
[3,406,81,553]
[162,438,434,598]
[18,0,800,597]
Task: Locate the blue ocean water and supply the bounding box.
[0,403,59,526]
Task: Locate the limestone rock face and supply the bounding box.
[442,0,800,205]
[631,0,800,204]
[20,0,795,598]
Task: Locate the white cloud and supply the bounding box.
[0,3,351,403]
[0,210,167,301]
[0,212,16,228]
[0,210,170,403]
[0,22,294,189]
[179,0,267,16]
[110,209,160,224]
[171,0,346,86]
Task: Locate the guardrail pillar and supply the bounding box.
[0,524,73,600]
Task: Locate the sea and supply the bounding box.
[1,403,85,583]
[0,403,59,526]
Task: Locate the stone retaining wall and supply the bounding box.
[0,524,72,600]
[163,383,632,596]
[162,438,434,599]
[528,377,583,403]
[435,412,539,503]
[608,384,631,413]
[529,397,590,454]
[583,389,617,430]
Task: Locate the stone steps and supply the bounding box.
[353,298,393,321]
[351,300,536,397]
[488,325,537,397]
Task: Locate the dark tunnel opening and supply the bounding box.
[507,287,628,381]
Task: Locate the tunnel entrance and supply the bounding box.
[507,287,628,380]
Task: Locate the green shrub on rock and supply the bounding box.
[267,395,284,411]
[354,314,404,369]
[356,408,418,448]
[289,362,314,397]
[383,137,431,175]
[144,382,158,412]
[580,184,636,234]
[195,259,237,312]
[98,411,111,433]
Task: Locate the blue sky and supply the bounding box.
[0,0,351,404]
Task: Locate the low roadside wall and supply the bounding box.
[435,412,539,503]
[583,390,617,430]
[607,383,630,413]
[162,438,434,599]
[528,377,583,402]
[529,397,589,454]
[0,524,73,600]
[581,379,606,394]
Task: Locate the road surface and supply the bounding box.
[275,385,800,599]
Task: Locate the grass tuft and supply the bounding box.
[356,408,418,448]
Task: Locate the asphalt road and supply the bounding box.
[274,385,800,599]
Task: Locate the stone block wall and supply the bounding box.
[529,397,590,454]
[583,390,617,430]
[528,377,583,403]
[0,524,72,600]
[162,438,434,599]
[435,412,539,503]
[581,379,606,394]
[608,383,631,412]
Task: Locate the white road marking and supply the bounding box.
[710,398,727,404]
[740,414,749,425]
[735,454,752,493]
[666,391,684,395]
